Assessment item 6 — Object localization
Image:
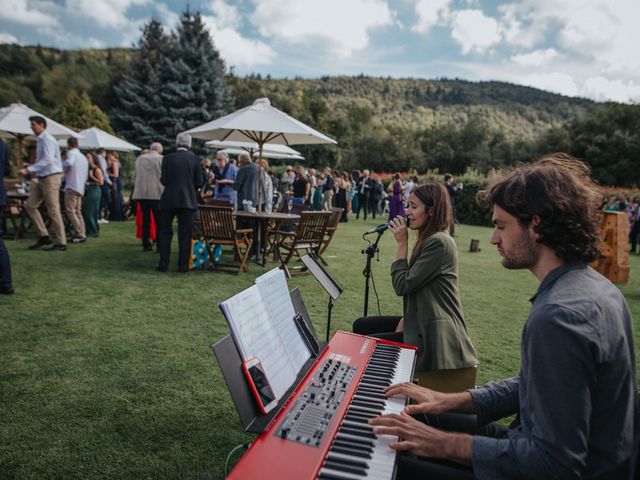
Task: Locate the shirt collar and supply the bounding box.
[529,263,587,303]
[177,147,188,151]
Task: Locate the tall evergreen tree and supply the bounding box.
[157,9,234,154]
[57,90,114,133]
[110,18,171,148]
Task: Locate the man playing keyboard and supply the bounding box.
[371,154,638,480]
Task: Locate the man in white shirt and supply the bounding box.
[63,137,89,243]
[19,115,67,251]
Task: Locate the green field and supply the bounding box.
[2,218,639,479]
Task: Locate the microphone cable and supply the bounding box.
[224,442,252,476]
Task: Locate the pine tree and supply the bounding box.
[57,90,115,133]
[111,12,234,153]
[110,18,172,149]
[156,9,234,154]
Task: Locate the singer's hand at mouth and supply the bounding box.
[389,216,409,261]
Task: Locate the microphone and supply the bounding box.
[365,223,389,235]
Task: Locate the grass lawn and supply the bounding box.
[2,216,640,479]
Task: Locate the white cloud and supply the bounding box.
[520,72,578,97]
[154,3,180,30]
[497,3,541,48]
[66,0,150,29]
[251,0,393,57]
[500,0,640,75]
[208,0,240,30]
[0,0,59,28]
[411,0,451,34]
[201,1,276,68]
[511,48,558,67]
[450,9,500,54]
[204,22,277,68]
[0,33,21,44]
[580,76,640,103]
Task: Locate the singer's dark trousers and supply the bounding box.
[353,315,403,343]
[157,208,194,272]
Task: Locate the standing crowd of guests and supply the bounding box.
[14,116,127,253]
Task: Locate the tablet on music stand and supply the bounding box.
[300,252,343,341]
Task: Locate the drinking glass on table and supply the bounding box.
[287,198,293,214]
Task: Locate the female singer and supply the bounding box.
[353,183,477,390]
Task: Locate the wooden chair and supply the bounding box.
[274,211,331,278]
[316,207,344,265]
[266,203,310,259]
[204,198,235,207]
[199,205,253,275]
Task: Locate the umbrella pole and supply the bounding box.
[257,144,264,213]
[16,135,24,173]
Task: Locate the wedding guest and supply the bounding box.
[212,151,238,206]
[131,142,163,251]
[107,151,124,221]
[62,137,89,243]
[157,133,203,273]
[82,153,104,238]
[0,138,13,294]
[20,115,66,251]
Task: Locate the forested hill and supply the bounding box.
[0,44,595,143]
[230,75,595,140]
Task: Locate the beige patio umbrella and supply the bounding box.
[184,97,336,212]
[0,102,80,169]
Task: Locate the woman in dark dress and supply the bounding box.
[333,171,348,221]
[107,151,124,221]
[291,165,309,206]
[83,153,104,237]
[388,172,406,221]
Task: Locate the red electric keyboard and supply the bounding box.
[227,331,417,479]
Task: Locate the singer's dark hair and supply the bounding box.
[409,183,453,266]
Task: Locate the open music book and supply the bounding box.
[220,268,312,400]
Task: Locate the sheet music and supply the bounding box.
[220,285,296,399]
[255,269,311,372]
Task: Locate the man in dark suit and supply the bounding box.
[356,169,373,220]
[0,138,14,293]
[157,133,203,273]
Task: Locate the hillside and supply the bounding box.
[0,44,596,144]
[230,76,595,141]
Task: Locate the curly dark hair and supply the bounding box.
[477,153,601,263]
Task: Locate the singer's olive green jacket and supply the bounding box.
[391,231,478,372]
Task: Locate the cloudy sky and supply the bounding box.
[1,0,639,103]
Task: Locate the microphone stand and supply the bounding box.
[361,231,383,317]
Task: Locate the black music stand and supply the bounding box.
[212,288,325,434]
[300,252,343,342]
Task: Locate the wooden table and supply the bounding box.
[234,210,300,266]
[4,191,30,239]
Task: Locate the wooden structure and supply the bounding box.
[274,211,331,278]
[199,205,253,275]
[592,211,629,284]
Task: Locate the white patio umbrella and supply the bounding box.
[216,148,305,161]
[0,102,80,168]
[72,127,140,152]
[184,97,336,211]
[205,139,302,157]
